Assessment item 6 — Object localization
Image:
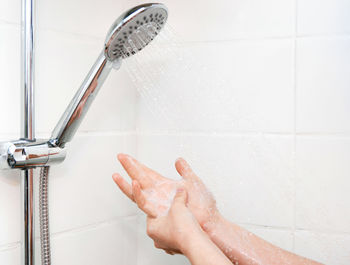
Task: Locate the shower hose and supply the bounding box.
[39,166,52,265]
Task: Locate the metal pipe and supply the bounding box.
[21,0,35,140]
[22,170,35,265]
[21,0,35,264]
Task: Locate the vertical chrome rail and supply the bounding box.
[22,170,35,265]
[21,0,35,264]
[22,0,35,140]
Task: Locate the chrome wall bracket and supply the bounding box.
[0,140,66,170]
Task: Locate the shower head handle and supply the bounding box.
[50,52,115,148]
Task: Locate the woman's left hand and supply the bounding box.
[113,154,219,230]
[132,181,205,255]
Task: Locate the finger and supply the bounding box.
[132,180,157,218]
[117,153,146,180]
[153,240,178,254]
[173,188,188,206]
[167,249,182,255]
[117,153,154,187]
[164,250,175,255]
[112,173,134,201]
[118,153,163,178]
[175,158,198,181]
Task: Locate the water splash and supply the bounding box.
[124,23,294,179]
[123,23,296,235]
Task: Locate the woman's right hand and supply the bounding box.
[174,158,221,230]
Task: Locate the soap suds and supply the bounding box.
[143,180,183,216]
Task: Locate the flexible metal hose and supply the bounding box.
[40,166,51,265]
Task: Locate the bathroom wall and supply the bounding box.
[130,0,350,265]
[0,0,349,265]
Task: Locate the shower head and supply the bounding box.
[50,3,168,148]
[105,3,168,60]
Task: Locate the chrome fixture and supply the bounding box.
[0,2,168,168]
[51,3,168,148]
[21,0,35,264]
[0,140,66,170]
[0,2,168,265]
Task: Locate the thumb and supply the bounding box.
[173,188,188,205]
[175,158,197,181]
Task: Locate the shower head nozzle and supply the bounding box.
[104,3,168,61]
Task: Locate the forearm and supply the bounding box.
[182,230,232,265]
[204,215,323,265]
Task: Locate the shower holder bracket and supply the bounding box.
[0,139,66,170]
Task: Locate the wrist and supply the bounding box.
[180,228,208,257]
[202,212,225,238]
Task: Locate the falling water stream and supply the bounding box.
[122,23,295,224]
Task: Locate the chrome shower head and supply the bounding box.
[50,3,168,148]
[105,3,168,60]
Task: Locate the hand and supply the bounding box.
[113,154,219,227]
[141,187,204,254]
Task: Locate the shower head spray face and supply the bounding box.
[105,3,168,60]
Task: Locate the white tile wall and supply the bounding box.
[135,0,349,264]
[0,170,21,246]
[33,134,138,235]
[35,29,137,134]
[128,0,295,41]
[137,134,295,228]
[242,224,294,252]
[0,23,21,135]
[36,216,138,265]
[296,37,350,133]
[294,230,350,265]
[0,246,21,265]
[36,0,125,38]
[0,0,349,264]
[0,0,20,24]
[296,136,350,233]
[135,39,294,133]
[297,0,350,36]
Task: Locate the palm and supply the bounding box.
[113,154,217,227]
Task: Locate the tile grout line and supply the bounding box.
[37,26,104,42]
[0,215,139,252]
[2,130,350,140]
[2,223,349,253]
[238,222,350,236]
[135,132,141,265]
[292,0,299,251]
[2,19,350,44]
[135,131,350,137]
[0,242,21,252]
[294,227,350,236]
[238,222,294,232]
[0,19,19,26]
[45,214,139,239]
[0,19,104,41]
[174,33,350,45]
